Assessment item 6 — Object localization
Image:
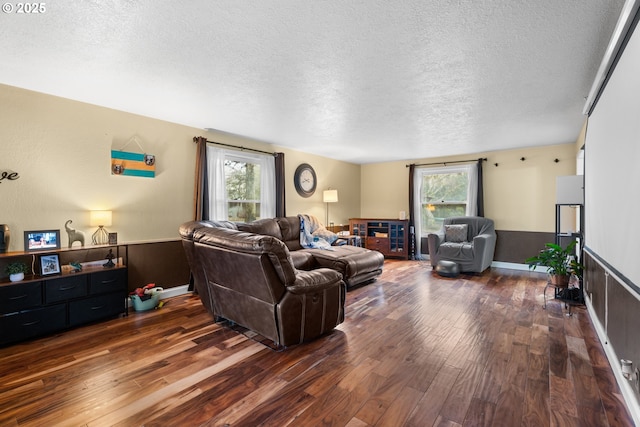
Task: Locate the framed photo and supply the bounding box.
[40,254,61,276]
[108,232,118,245]
[24,229,61,252]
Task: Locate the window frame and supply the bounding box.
[207,146,275,221]
[412,163,478,257]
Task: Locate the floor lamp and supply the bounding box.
[323,189,338,228]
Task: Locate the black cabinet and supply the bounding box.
[0,280,42,312]
[0,266,127,346]
[69,292,124,327]
[0,304,67,344]
[46,274,87,303]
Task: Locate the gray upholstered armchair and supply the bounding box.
[427,216,497,273]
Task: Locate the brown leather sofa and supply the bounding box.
[179,216,384,347]
[238,216,384,287]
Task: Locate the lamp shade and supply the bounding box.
[556,175,584,205]
[323,189,338,203]
[89,210,112,227]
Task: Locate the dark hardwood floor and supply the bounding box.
[0,260,634,426]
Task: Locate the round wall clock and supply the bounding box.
[294,163,317,197]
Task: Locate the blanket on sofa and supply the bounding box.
[299,214,338,250]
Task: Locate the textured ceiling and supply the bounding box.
[0,1,625,163]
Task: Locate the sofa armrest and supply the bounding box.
[286,268,343,295]
[472,233,492,252]
[427,231,444,253]
[472,233,496,265]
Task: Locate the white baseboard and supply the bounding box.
[418,258,535,272]
[490,261,534,272]
[158,284,191,299]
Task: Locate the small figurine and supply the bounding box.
[70,261,82,273]
[65,220,85,248]
[103,248,115,268]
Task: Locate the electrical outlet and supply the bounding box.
[635,368,640,394]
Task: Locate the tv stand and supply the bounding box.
[0,245,128,346]
[349,218,409,259]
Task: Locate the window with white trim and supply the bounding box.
[418,164,477,235]
[207,147,275,221]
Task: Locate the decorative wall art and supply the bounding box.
[110,135,156,178]
[0,171,19,184]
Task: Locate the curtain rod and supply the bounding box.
[193,136,276,156]
[406,157,487,168]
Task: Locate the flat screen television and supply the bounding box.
[24,229,61,251]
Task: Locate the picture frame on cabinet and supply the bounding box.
[40,254,61,276]
[108,232,118,245]
[24,229,61,252]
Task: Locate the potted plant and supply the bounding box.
[5,261,30,282]
[525,241,583,287]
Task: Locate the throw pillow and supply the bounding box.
[444,224,468,243]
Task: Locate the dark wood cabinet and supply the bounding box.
[0,254,127,346]
[349,218,409,259]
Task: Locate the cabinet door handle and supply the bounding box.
[100,279,116,284]
[22,320,40,326]
[59,285,77,291]
[90,305,106,310]
[9,294,28,300]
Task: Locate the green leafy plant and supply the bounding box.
[525,241,583,278]
[5,261,29,275]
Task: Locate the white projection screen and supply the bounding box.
[585,15,640,287]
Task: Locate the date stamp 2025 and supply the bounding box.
[2,3,46,14]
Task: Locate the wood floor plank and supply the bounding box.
[374,385,423,427]
[462,397,495,427]
[438,359,486,423]
[0,262,634,427]
[405,364,461,427]
[522,378,550,427]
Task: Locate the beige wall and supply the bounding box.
[283,149,361,228]
[361,143,577,232]
[0,84,361,251]
[2,82,581,254]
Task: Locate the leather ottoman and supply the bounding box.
[303,245,384,288]
[435,260,460,278]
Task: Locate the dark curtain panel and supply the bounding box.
[477,159,485,217]
[193,136,209,221]
[408,164,416,259]
[275,152,286,217]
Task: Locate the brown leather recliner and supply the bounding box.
[180,221,345,347]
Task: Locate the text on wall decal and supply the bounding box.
[0,171,20,183]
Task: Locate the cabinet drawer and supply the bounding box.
[0,304,66,345]
[45,275,87,303]
[89,269,126,295]
[0,281,42,313]
[69,292,124,326]
[366,237,389,253]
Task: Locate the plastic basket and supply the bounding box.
[130,293,160,312]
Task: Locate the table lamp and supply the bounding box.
[90,210,112,245]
